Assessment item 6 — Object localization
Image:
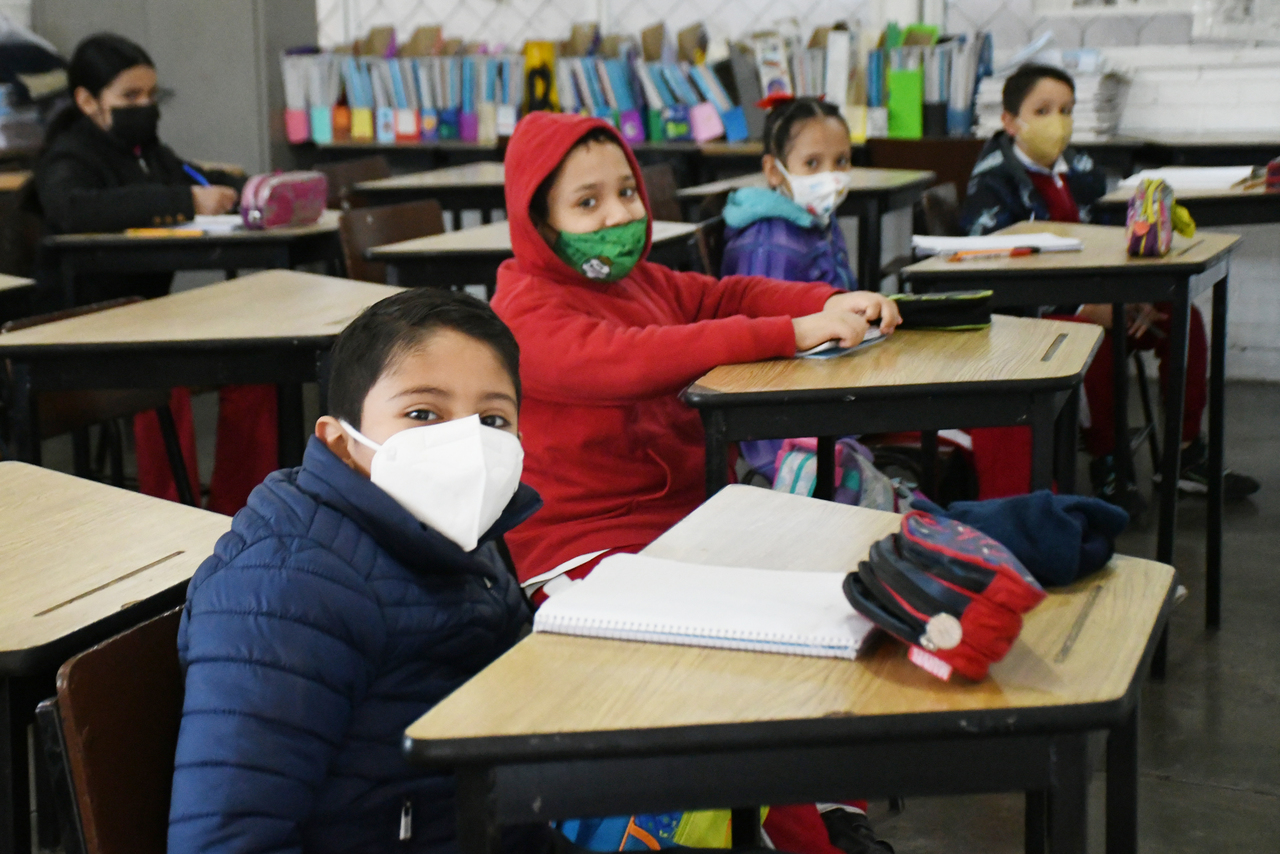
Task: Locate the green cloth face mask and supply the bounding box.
[553,216,647,282]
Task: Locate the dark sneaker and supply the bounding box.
[1090,454,1147,521]
[821,807,895,854]
[1172,438,1260,501]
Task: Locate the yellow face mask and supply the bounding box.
[1016,114,1073,168]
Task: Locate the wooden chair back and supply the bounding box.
[339,199,446,283]
[315,155,392,210]
[694,216,728,276]
[51,608,185,854]
[865,137,986,204]
[919,182,963,237]
[640,163,683,222]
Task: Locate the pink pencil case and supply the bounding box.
[240,171,328,230]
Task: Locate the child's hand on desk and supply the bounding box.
[793,310,870,351]
[822,291,902,333]
[192,185,239,216]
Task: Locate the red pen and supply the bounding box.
[947,246,1041,261]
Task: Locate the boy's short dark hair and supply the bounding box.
[762,97,848,161]
[1002,64,1076,115]
[529,127,622,225]
[328,289,521,429]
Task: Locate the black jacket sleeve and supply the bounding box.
[36,148,197,234]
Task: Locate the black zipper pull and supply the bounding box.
[399,798,412,841]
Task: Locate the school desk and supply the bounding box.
[404,484,1175,854]
[1095,184,1280,228]
[42,209,344,308]
[900,222,1239,633]
[0,461,231,854]
[0,270,398,470]
[354,162,507,224]
[675,168,935,289]
[684,315,1100,501]
[369,219,700,296]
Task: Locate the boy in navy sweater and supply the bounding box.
[168,289,546,854]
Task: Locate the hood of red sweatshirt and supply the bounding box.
[502,111,653,286]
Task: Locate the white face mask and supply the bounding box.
[777,163,849,223]
[340,414,524,552]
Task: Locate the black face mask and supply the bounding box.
[107,103,159,149]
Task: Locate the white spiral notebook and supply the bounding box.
[532,554,875,660]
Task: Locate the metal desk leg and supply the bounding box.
[857,198,883,292]
[1206,276,1228,629]
[1110,304,1133,489]
[1025,790,1047,854]
[1,676,18,854]
[276,384,305,469]
[1030,395,1057,492]
[455,766,503,854]
[815,436,836,501]
[920,430,939,499]
[1156,292,1191,567]
[1047,733,1089,854]
[702,410,730,498]
[1106,703,1139,854]
[60,255,77,308]
[731,807,762,848]
[7,362,39,465]
[1055,387,1080,495]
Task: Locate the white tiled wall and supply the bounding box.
[316,0,875,48]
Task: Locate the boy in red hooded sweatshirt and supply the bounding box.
[491,112,898,854]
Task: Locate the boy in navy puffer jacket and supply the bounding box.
[168,289,547,854]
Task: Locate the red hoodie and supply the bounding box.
[492,112,837,581]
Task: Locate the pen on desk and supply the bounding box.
[947,246,1040,262]
[183,164,210,186]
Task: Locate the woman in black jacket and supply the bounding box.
[33,33,277,514]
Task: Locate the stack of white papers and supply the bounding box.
[1119,166,1255,192]
[912,232,1084,256]
[533,553,875,660]
[192,215,245,234]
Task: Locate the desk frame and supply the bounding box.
[378,234,696,295]
[902,259,1230,632]
[686,373,1089,503]
[411,587,1173,854]
[355,184,507,227]
[1,340,331,472]
[44,229,344,308]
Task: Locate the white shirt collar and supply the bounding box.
[1012,141,1068,176]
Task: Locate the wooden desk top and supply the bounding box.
[0,273,35,294]
[1137,132,1280,148]
[356,161,506,192]
[0,170,30,192]
[677,167,936,199]
[0,270,398,352]
[45,209,341,247]
[370,219,698,258]
[405,485,1174,761]
[1098,185,1280,206]
[688,314,1101,398]
[0,462,230,667]
[902,221,1239,279]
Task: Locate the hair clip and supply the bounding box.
[756,92,825,111]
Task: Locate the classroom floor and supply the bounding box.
[33,381,1280,854]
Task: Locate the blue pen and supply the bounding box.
[183,164,210,186]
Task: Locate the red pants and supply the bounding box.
[969,306,1208,499]
[764,804,866,854]
[1061,306,1207,458]
[134,384,279,515]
